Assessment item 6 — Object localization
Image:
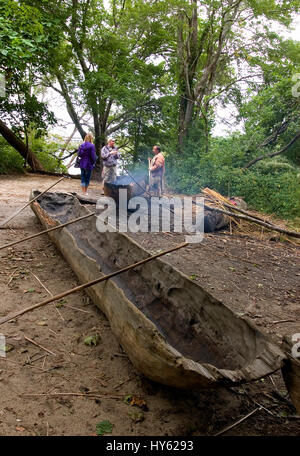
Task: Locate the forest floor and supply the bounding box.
[0,173,299,436]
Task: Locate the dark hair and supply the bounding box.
[155,145,161,152]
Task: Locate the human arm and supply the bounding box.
[110,148,120,157]
[91,144,97,164]
[150,155,164,171]
[101,146,110,159]
[77,145,83,157]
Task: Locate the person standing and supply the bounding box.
[78,133,97,196]
[101,138,120,184]
[149,145,165,197]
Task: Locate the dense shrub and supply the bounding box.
[166,138,300,219]
[0,139,24,173]
[0,135,68,174]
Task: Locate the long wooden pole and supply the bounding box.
[204,195,277,224]
[0,212,95,251]
[0,242,188,326]
[148,157,152,188]
[0,176,65,228]
[203,204,300,239]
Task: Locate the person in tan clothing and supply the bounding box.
[149,145,165,197]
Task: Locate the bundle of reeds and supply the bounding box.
[202,187,300,243]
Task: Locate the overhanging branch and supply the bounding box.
[244,130,300,169]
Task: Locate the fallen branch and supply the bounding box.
[60,303,92,314]
[0,212,95,251]
[24,336,56,356]
[214,407,262,436]
[203,204,300,239]
[7,268,19,285]
[0,177,65,228]
[21,391,123,400]
[29,270,53,296]
[0,356,46,372]
[29,269,63,320]
[0,242,188,326]
[205,195,273,224]
[271,319,296,325]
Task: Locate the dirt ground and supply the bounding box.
[0,173,299,436]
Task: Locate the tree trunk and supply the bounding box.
[0,119,45,172]
[56,73,87,141]
[176,0,242,150]
[177,0,198,150]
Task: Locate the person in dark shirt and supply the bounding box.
[78,133,97,195]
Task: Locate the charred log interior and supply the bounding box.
[32,191,284,377]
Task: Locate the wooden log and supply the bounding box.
[203,204,300,239]
[281,337,300,415]
[0,242,188,326]
[0,177,65,228]
[0,211,95,251]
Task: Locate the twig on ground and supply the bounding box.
[271,319,296,324]
[29,354,47,365]
[24,335,56,356]
[113,376,131,390]
[7,268,19,285]
[21,391,124,400]
[48,328,59,336]
[61,303,92,314]
[29,269,64,321]
[269,375,277,389]
[54,305,65,321]
[29,270,53,296]
[0,356,46,372]
[214,407,262,436]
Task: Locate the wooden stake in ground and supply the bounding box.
[0,212,95,251]
[0,176,65,228]
[0,242,188,326]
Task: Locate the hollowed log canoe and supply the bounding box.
[30,190,286,389]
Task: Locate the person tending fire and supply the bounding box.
[101,138,120,184]
[149,145,165,197]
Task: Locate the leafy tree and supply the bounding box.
[167,0,300,150]
[0,0,61,170]
[27,0,174,176]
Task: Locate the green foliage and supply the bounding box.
[0,0,299,224]
[0,134,68,174]
[84,334,101,346]
[96,420,113,436]
[166,132,300,219]
[29,132,68,173]
[0,137,24,173]
[0,0,60,161]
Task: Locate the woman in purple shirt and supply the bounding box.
[78,133,97,195]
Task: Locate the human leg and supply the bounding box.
[80,169,87,193]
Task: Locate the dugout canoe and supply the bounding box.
[281,337,300,415]
[30,190,286,389]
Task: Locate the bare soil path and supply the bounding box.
[0,174,299,436]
